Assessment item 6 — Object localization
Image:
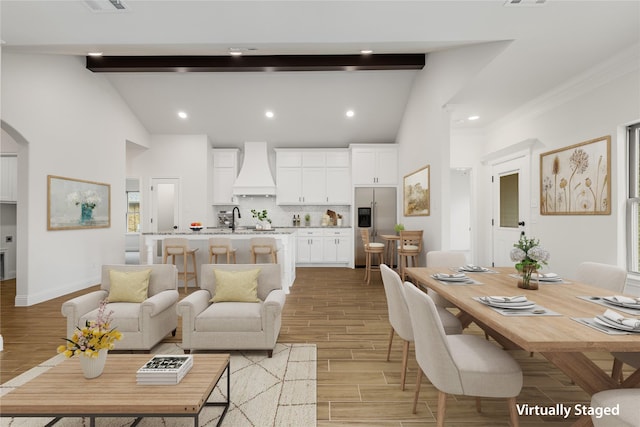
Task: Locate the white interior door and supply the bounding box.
[492,156,529,267]
[150,178,180,232]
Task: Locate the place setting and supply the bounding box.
[431,272,483,285]
[577,295,640,316]
[473,295,561,316]
[454,264,498,274]
[573,308,640,335]
[508,271,570,284]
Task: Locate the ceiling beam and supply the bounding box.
[86,54,425,72]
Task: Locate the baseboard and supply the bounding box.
[14,276,100,307]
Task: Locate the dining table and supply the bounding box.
[405,266,640,427]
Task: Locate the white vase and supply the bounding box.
[80,349,108,379]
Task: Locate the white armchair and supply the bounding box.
[177,263,285,357]
[61,264,179,351]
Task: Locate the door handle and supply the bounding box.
[518,221,525,226]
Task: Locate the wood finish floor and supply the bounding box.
[1,268,629,426]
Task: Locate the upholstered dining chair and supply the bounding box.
[208,237,237,264]
[576,262,631,381]
[398,230,423,281]
[163,237,198,292]
[360,229,385,285]
[380,264,462,390]
[590,388,640,427]
[402,282,523,426]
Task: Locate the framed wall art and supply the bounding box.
[47,175,111,230]
[539,135,611,215]
[403,165,430,216]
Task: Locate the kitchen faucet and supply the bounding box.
[231,207,241,232]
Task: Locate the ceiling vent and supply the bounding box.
[504,0,546,6]
[84,0,129,12]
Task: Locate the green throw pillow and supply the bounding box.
[211,268,261,303]
[108,269,151,303]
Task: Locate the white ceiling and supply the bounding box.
[1,1,639,148]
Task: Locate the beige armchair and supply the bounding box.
[177,263,286,357]
[61,264,179,351]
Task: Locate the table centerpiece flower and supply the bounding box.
[57,299,122,378]
[510,234,550,290]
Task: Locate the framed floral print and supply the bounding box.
[540,135,611,215]
[47,175,111,230]
[403,165,430,216]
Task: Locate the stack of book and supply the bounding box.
[136,354,194,385]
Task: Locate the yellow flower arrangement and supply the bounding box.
[57,299,122,358]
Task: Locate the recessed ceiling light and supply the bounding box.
[360,49,373,55]
[87,52,103,57]
[468,115,480,121]
[229,48,243,56]
[265,111,275,118]
[177,111,188,119]
[346,110,355,118]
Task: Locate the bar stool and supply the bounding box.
[250,237,278,263]
[208,237,237,264]
[398,230,423,281]
[163,237,198,292]
[360,229,385,285]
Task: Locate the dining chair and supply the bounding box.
[380,264,462,390]
[360,229,385,285]
[208,237,237,264]
[576,261,631,380]
[162,237,198,292]
[590,388,640,427]
[402,282,523,426]
[398,230,423,281]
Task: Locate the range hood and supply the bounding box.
[232,142,276,196]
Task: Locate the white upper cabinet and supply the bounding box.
[211,149,239,205]
[0,155,17,203]
[275,149,351,205]
[351,144,398,185]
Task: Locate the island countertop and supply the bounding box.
[140,230,296,293]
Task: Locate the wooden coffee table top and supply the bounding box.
[1,353,230,416]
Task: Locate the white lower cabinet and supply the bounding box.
[296,229,324,263]
[296,228,352,265]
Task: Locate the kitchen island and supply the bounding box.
[141,229,296,293]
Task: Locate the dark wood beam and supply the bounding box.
[86,54,425,72]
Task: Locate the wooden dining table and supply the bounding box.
[405,266,640,427]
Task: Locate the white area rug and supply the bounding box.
[0,343,316,426]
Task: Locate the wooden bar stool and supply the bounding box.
[163,237,198,292]
[208,237,237,264]
[398,230,423,281]
[250,237,278,263]
[360,229,385,285]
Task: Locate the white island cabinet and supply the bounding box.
[141,229,296,293]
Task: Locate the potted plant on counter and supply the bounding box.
[304,214,311,227]
[251,209,272,230]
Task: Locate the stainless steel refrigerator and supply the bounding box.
[354,187,397,267]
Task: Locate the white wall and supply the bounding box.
[1,52,149,305]
[128,134,210,232]
[477,45,640,285]
[396,43,509,260]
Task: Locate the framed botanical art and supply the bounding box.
[47,175,111,230]
[539,135,611,215]
[403,165,430,216]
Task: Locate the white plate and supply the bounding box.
[602,296,640,309]
[594,316,640,332]
[432,274,469,282]
[478,298,536,310]
[460,266,489,272]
